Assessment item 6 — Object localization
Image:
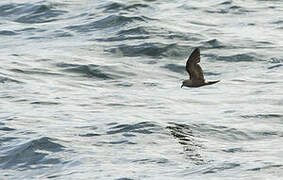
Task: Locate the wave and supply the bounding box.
[0,126,16,132]
[247,164,283,172]
[271,20,283,25]
[107,42,188,58]
[0,76,22,83]
[241,114,282,119]
[0,2,67,24]
[77,122,163,147]
[94,26,150,42]
[268,58,283,69]
[56,62,134,80]
[0,137,64,169]
[79,122,162,137]
[202,39,225,48]
[100,2,150,13]
[219,1,233,5]
[268,64,283,69]
[162,64,184,74]
[30,101,61,105]
[189,123,283,142]
[270,57,283,63]
[0,30,17,36]
[10,68,62,76]
[66,14,147,32]
[107,121,162,135]
[57,63,114,80]
[188,123,253,141]
[202,163,241,174]
[205,53,263,62]
[205,3,253,15]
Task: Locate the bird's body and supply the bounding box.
[181,48,220,88]
[182,79,204,87]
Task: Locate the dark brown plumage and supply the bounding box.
[182,48,220,88]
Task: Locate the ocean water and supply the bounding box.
[0,0,283,179]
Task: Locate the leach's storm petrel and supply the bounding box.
[181,48,220,88]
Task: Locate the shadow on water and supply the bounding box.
[167,123,205,165]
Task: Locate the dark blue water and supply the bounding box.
[1,0,283,179]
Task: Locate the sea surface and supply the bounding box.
[0,0,283,179]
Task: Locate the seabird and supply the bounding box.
[181,48,220,88]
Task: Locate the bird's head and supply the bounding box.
[181,81,185,88]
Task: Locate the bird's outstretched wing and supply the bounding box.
[186,48,205,81]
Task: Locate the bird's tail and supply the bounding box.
[206,80,220,85]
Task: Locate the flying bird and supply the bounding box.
[181,48,220,88]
